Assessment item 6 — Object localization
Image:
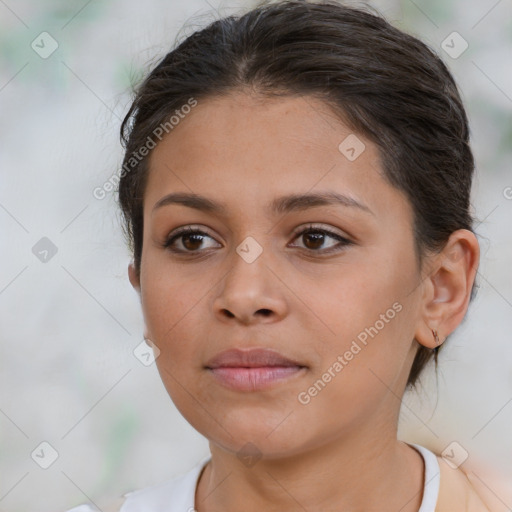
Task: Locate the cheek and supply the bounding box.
[294,301,413,433]
[140,267,203,360]
[305,255,415,383]
[141,246,201,324]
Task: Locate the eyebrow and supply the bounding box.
[151,191,373,216]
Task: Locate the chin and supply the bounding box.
[194,412,313,460]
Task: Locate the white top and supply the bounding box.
[65,443,440,512]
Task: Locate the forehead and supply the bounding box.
[144,92,408,223]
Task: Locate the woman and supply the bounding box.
[66,1,492,510]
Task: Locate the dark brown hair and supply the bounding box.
[118,0,478,388]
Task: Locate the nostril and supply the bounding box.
[220,308,272,320]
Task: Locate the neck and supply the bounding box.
[195,425,424,512]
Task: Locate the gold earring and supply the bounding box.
[432,329,441,345]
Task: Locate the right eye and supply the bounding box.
[163,226,222,253]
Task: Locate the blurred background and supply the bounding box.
[0,0,511,510]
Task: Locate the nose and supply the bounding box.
[212,246,288,325]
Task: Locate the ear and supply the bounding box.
[128,261,150,340]
[128,261,141,296]
[415,229,480,349]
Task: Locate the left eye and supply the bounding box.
[289,226,353,253]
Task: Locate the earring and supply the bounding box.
[432,329,441,345]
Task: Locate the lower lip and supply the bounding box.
[207,366,305,391]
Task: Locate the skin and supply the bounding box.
[128,91,479,512]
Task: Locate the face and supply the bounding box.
[129,92,427,459]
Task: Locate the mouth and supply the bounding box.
[205,348,307,392]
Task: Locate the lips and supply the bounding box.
[205,348,305,369]
[205,348,307,392]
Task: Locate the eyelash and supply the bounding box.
[162,224,354,256]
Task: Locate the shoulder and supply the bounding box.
[61,496,126,512]
[60,456,209,512]
[435,455,493,512]
[101,497,127,512]
[119,456,209,510]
